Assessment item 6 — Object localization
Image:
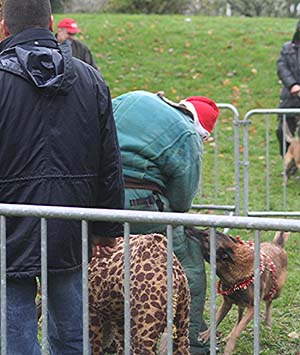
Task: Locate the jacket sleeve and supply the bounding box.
[277,42,298,90]
[92,84,125,238]
[159,132,202,212]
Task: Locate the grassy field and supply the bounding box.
[53,13,300,211]
[52,14,300,354]
[53,14,291,107]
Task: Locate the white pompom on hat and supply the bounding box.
[180,96,219,140]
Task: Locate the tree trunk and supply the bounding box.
[0,0,4,41]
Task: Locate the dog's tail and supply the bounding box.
[273,231,289,248]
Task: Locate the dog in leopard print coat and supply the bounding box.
[89,233,190,355]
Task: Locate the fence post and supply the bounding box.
[0,0,4,41]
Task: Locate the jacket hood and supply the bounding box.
[0,28,77,96]
[292,20,300,45]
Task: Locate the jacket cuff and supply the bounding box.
[91,221,123,238]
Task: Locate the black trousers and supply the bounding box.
[276,114,300,156]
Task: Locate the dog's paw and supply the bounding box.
[198,330,210,344]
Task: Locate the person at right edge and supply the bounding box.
[112,90,219,355]
[277,19,300,157]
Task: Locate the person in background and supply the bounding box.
[277,19,300,157]
[0,0,124,354]
[112,90,219,355]
[57,17,98,69]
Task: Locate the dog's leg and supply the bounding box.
[223,306,254,355]
[198,298,233,344]
[264,300,272,327]
[224,305,245,341]
[284,145,295,180]
[236,305,244,323]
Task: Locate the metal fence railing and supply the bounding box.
[242,108,300,216]
[1,203,300,355]
[193,103,241,216]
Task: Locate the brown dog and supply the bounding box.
[285,137,300,180]
[186,227,289,355]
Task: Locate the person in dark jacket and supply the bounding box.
[113,90,219,355]
[277,20,300,156]
[56,17,98,70]
[0,0,124,354]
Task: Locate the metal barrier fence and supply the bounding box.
[197,106,300,217]
[242,108,300,216]
[193,103,241,216]
[1,203,300,355]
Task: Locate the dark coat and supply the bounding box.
[71,38,98,70]
[277,30,300,108]
[0,29,124,278]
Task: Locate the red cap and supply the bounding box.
[57,18,80,34]
[183,96,219,134]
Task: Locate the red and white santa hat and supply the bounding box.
[180,96,219,140]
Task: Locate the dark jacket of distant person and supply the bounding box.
[71,38,98,69]
[277,22,300,109]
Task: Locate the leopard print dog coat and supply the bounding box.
[89,233,190,355]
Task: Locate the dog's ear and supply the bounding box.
[273,231,290,248]
[184,226,209,238]
[229,236,239,243]
[217,247,235,264]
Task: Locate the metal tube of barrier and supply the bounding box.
[216,104,240,215]
[248,211,300,217]
[81,220,89,355]
[195,103,240,215]
[1,216,7,355]
[166,225,174,355]
[214,117,219,204]
[283,114,287,210]
[209,228,217,355]
[124,222,131,355]
[253,230,261,355]
[265,115,270,210]
[192,204,235,212]
[41,218,48,355]
[1,204,300,231]
[243,116,250,216]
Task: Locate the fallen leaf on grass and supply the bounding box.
[288,331,300,339]
[226,187,235,192]
[222,79,231,86]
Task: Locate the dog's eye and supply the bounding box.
[218,249,234,263]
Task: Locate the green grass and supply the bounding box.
[53,13,300,211]
[51,13,300,354]
[53,14,291,107]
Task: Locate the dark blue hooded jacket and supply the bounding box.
[0,29,124,278]
[277,21,300,108]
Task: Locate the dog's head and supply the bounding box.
[185,227,238,263]
[185,227,254,283]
